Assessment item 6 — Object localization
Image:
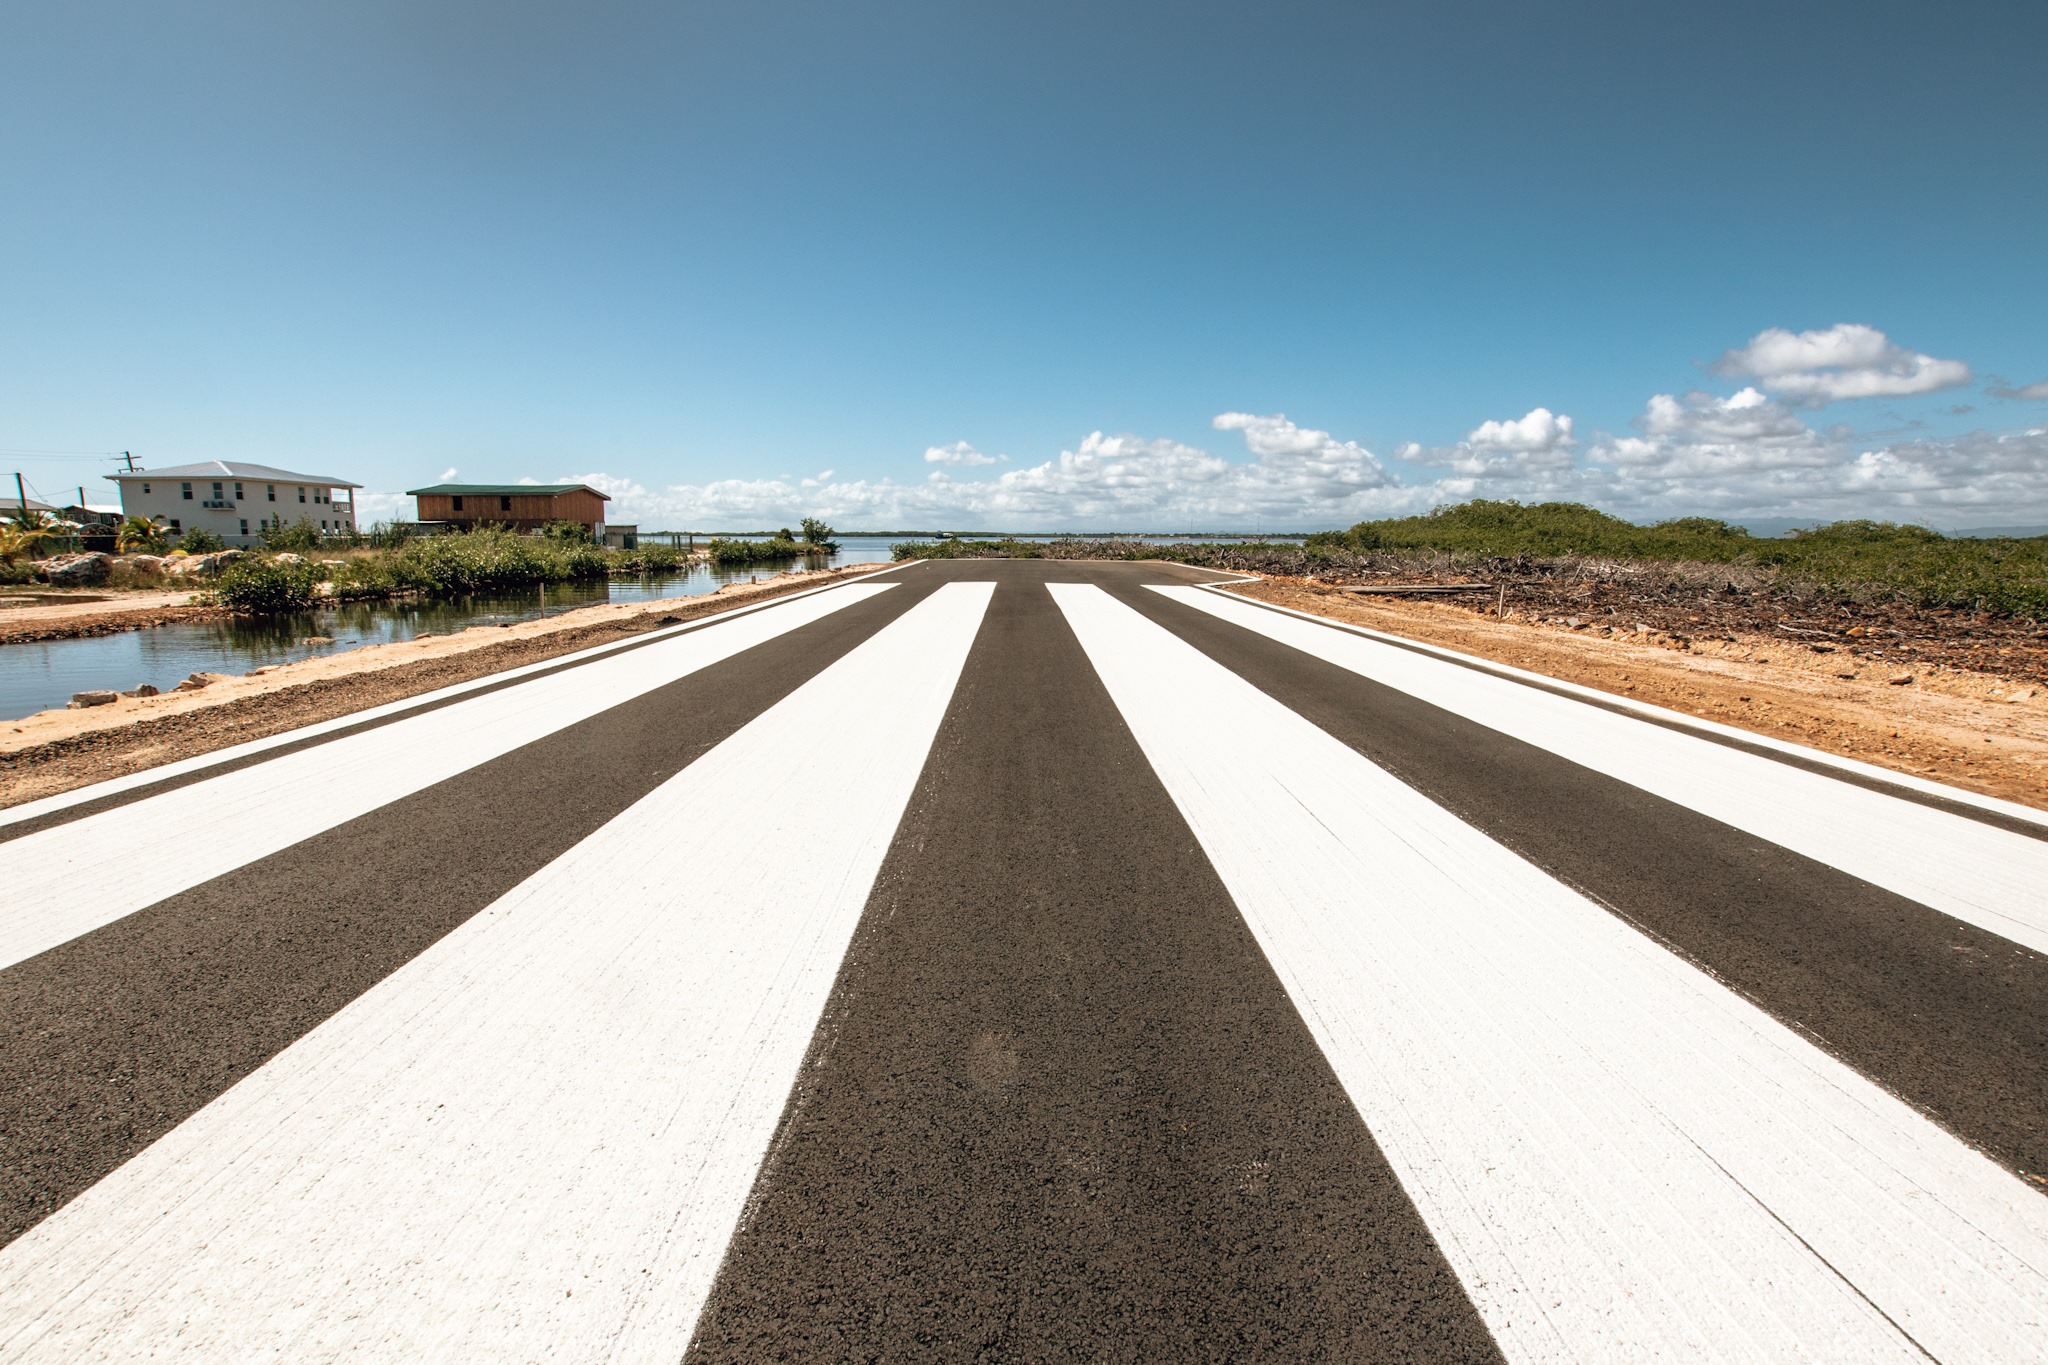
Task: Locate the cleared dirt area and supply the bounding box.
[0,589,222,644]
[0,565,889,810]
[1237,576,2048,812]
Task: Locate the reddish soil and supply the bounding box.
[1239,576,2048,813]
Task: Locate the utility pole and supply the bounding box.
[121,451,137,472]
[14,472,26,519]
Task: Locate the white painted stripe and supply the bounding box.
[1054,583,2048,1365]
[0,583,894,973]
[0,564,921,833]
[1156,583,2048,954]
[0,580,991,1364]
[1191,579,2048,830]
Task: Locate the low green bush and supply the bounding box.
[893,537,1045,560]
[259,518,324,552]
[213,558,323,613]
[1311,501,2048,618]
[709,535,814,565]
[611,543,684,574]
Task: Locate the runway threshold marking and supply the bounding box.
[1055,582,2048,1365]
[0,582,893,974]
[1153,584,2048,954]
[0,581,990,1363]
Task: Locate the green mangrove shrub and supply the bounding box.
[213,558,323,613]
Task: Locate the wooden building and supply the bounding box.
[406,483,610,537]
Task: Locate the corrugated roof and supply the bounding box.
[404,484,609,499]
[104,460,361,488]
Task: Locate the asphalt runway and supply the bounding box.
[1,559,2044,1361]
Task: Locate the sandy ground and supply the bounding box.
[0,589,220,643]
[7,561,2039,815]
[1235,577,2048,812]
[0,564,890,809]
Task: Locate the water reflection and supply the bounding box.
[0,534,1292,721]
[3,542,898,722]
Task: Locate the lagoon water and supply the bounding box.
[0,534,1306,722]
[2,538,903,723]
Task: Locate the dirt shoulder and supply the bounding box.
[1233,576,2048,813]
[0,563,892,810]
[0,589,222,644]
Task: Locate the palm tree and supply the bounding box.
[0,509,60,561]
[117,515,169,553]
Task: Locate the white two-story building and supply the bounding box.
[105,461,363,547]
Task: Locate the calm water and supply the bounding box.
[3,539,901,722]
[0,534,1300,721]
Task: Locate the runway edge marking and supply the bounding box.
[0,560,927,835]
[0,582,896,974]
[0,579,992,1364]
[1187,577,2048,833]
[1054,582,2048,1365]
[1156,583,2048,955]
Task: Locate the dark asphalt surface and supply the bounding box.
[687,567,1500,1363]
[3,558,2042,1358]
[1118,580,2048,1180]
[0,582,927,1243]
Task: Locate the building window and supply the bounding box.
[297,487,306,503]
[141,483,150,495]
[234,482,243,500]
[239,519,248,535]
[169,518,181,531]
[451,496,464,511]
[181,482,193,500]
[500,496,512,511]
[266,484,275,501]
[212,482,224,500]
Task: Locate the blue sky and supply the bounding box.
[4,0,2045,530]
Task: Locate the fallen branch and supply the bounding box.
[1338,583,1494,596]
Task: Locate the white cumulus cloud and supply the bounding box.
[1210,412,1390,491]
[924,441,1004,466]
[1714,323,1970,405]
[1396,407,1579,484]
[486,321,2048,534]
[354,490,414,524]
[1467,407,1575,453]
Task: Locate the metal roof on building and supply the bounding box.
[105,461,361,488]
[405,483,609,499]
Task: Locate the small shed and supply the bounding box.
[406,484,610,538]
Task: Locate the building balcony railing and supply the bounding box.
[200,499,235,509]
